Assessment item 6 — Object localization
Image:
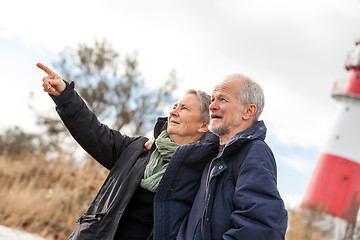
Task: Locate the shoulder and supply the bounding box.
[200,131,219,145]
[242,140,277,177]
[247,140,274,159]
[123,135,149,149]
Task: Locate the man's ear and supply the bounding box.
[198,121,210,133]
[242,104,257,120]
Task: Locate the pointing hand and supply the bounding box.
[37,63,66,96]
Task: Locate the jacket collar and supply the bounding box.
[154,117,168,139]
[222,120,267,156]
[199,131,219,145]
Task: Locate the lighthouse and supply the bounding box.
[302,40,360,233]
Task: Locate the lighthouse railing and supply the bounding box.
[332,79,347,98]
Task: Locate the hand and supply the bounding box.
[37,63,66,96]
[144,137,155,150]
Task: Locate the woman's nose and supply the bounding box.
[170,108,179,116]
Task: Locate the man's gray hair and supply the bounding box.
[225,74,265,122]
[185,89,211,121]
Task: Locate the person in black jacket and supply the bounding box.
[37,63,219,240]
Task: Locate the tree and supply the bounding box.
[37,39,178,144]
[0,126,37,155]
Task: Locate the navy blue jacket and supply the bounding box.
[195,121,288,239]
[50,82,219,240]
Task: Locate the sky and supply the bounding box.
[1,0,360,209]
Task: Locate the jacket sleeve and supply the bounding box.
[223,141,288,239]
[50,81,141,170]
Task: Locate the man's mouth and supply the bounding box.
[211,112,223,120]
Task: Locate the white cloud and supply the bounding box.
[1,0,359,144]
[282,194,303,210]
[277,154,315,174]
[262,80,337,149]
[1,0,360,201]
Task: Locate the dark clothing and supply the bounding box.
[177,160,209,240]
[179,121,288,240]
[114,187,155,239]
[50,82,219,240]
[177,144,225,239]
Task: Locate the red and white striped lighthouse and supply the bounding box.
[302,40,360,226]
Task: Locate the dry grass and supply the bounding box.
[1,151,359,239]
[0,151,107,239]
[286,204,360,239]
[286,208,327,240]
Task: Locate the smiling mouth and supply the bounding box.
[211,113,223,120]
[169,119,180,124]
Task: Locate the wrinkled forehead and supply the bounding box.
[212,78,243,98]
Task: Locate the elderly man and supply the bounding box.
[37,63,219,240]
[177,74,288,239]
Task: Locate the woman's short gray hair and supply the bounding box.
[184,89,211,121]
[225,74,265,122]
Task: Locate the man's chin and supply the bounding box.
[209,124,227,136]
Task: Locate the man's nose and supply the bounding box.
[209,101,218,111]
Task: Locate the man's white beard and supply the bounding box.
[209,123,227,137]
[209,115,241,137]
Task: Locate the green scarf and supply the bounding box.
[140,130,180,192]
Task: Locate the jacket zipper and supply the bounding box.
[201,148,225,239]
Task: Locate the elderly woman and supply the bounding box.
[37,63,219,240]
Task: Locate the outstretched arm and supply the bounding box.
[37,63,66,96]
[36,62,140,170]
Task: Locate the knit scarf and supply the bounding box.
[140,130,180,192]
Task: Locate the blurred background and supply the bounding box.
[0,0,360,239]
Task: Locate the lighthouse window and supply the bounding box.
[343,176,348,181]
[345,106,350,111]
[335,135,340,140]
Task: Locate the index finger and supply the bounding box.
[36,63,55,76]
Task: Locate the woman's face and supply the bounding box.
[167,93,208,145]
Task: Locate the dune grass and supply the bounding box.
[0,151,107,239]
[1,151,359,239]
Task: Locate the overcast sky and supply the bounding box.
[1,0,360,208]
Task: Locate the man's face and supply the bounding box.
[209,79,244,139]
[167,93,205,144]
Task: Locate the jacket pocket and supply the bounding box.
[76,212,106,223]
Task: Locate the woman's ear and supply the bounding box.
[242,104,257,120]
[198,121,210,133]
